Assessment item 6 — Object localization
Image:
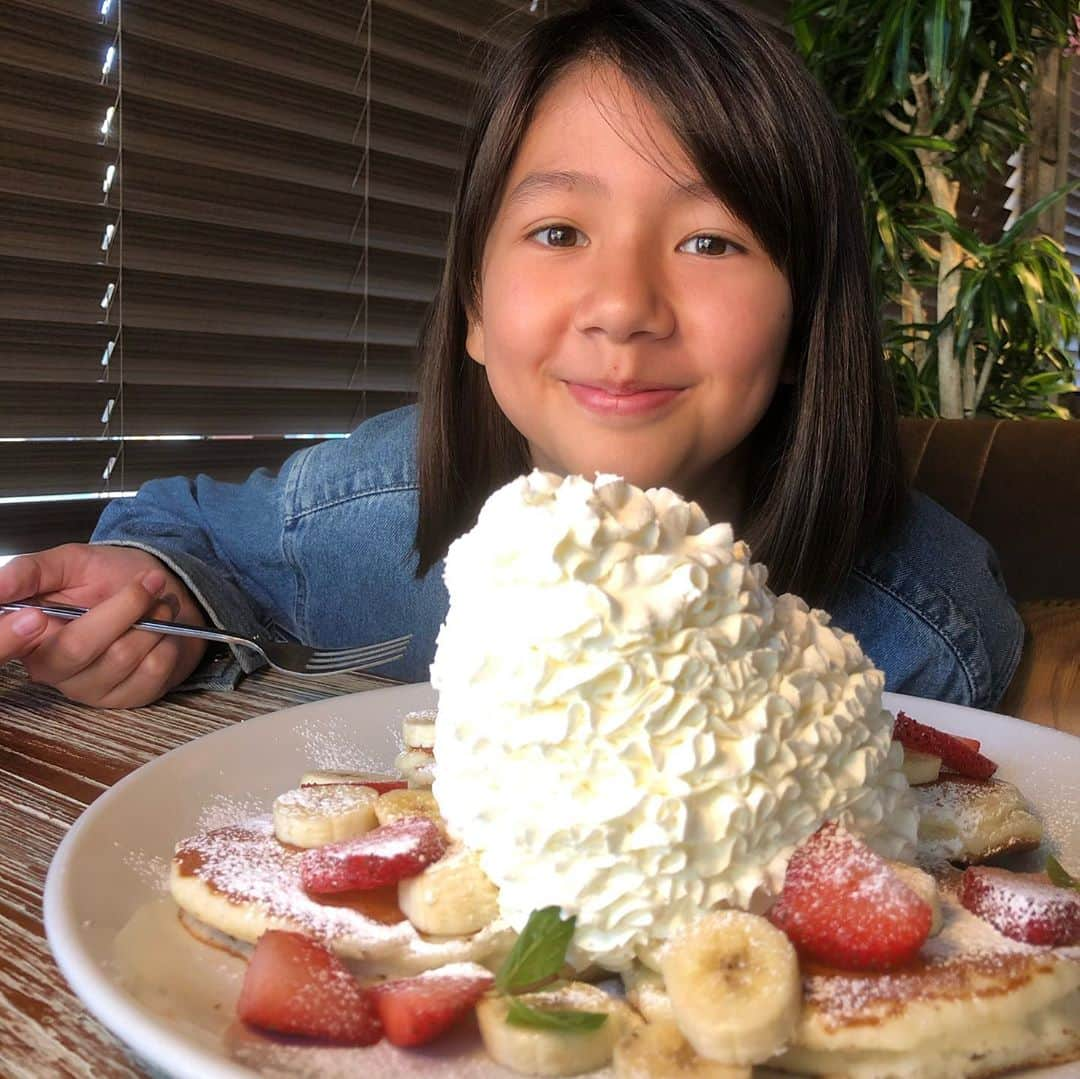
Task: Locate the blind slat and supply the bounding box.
[0,257,430,340]
[0,383,414,437]
[0,436,305,498]
[0,321,416,391]
[0,206,443,299]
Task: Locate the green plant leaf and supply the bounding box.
[999,0,1018,53]
[924,0,951,93]
[863,2,907,102]
[1000,181,1079,244]
[877,203,899,263]
[494,907,576,995]
[891,0,915,95]
[894,134,956,152]
[955,0,972,48]
[791,16,816,57]
[504,997,608,1032]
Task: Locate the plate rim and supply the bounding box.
[43,686,1079,1078]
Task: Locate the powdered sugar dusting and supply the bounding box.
[296,721,392,773]
[316,824,429,863]
[276,786,377,814]
[961,868,1080,945]
[197,794,266,832]
[123,850,168,892]
[173,818,508,966]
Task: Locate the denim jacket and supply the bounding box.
[92,405,1024,709]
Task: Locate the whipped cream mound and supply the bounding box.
[430,471,917,971]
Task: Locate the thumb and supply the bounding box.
[0,548,74,602]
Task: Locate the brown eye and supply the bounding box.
[534,225,583,248]
[680,235,734,256]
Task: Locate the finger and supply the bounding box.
[0,547,79,602]
[24,572,168,686]
[52,597,178,704]
[0,605,55,663]
[96,636,186,709]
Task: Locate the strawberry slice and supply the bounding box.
[237,930,382,1044]
[370,968,494,1047]
[769,822,932,970]
[954,735,981,753]
[893,711,997,780]
[301,816,447,894]
[960,867,1080,946]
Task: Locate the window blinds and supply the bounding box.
[0,0,550,555]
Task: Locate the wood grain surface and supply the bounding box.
[0,662,391,1079]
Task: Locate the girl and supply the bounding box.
[0,0,1022,710]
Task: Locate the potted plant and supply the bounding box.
[790,0,1080,418]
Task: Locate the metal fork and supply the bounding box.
[1,601,411,677]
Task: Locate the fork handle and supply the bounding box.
[0,601,255,650]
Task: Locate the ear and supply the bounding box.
[465,311,486,367]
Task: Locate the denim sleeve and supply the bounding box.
[90,448,312,691]
[831,493,1025,713]
[843,563,1024,711]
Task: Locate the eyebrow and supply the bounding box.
[505,170,609,206]
[504,169,725,209]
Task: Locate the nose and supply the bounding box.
[572,242,676,343]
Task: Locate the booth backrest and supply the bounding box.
[898,418,1080,602]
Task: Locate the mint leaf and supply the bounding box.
[494,907,576,994]
[1046,855,1080,891]
[504,996,608,1032]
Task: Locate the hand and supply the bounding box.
[0,544,209,708]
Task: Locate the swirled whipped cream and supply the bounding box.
[430,471,916,971]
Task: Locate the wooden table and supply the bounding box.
[0,661,393,1078]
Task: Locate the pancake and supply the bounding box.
[169,816,514,978]
[913,776,1043,866]
[767,895,1079,1078]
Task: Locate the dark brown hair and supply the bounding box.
[414,0,905,606]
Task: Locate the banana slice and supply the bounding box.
[901,748,942,786]
[402,708,437,749]
[614,1019,751,1078]
[621,964,675,1024]
[398,847,499,935]
[374,787,445,831]
[890,860,943,936]
[272,784,378,848]
[661,910,800,1066]
[394,747,436,789]
[298,769,397,787]
[477,982,637,1077]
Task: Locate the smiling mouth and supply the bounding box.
[564,380,685,417]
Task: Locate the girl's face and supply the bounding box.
[467,63,793,509]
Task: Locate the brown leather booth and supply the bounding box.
[898,418,1080,733]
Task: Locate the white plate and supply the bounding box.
[45,686,1079,1079]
